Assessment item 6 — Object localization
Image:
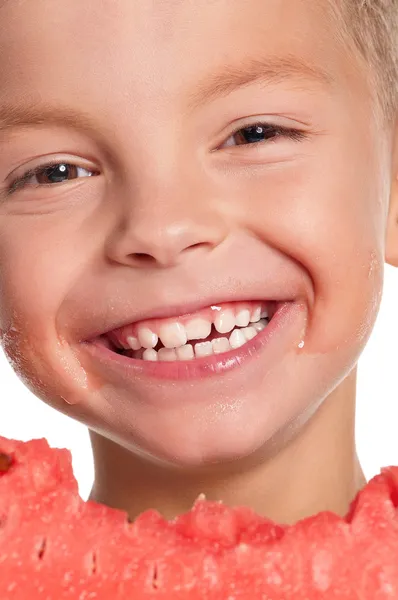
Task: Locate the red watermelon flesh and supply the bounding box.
[0,436,397,599]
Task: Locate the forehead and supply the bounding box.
[0,0,360,127]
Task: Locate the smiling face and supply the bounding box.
[0,0,395,468]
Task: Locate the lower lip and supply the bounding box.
[81,301,303,381]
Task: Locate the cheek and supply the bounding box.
[223,146,385,359]
[1,326,53,401]
[0,223,64,334]
[0,206,94,332]
[295,164,385,356]
[0,217,89,402]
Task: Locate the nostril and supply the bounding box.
[127,240,213,267]
[131,253,157,264]
[186,242,210,252]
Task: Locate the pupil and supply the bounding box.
[241,125,271,144]
[43,164,72,183]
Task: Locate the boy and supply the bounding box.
[0,0,397,527]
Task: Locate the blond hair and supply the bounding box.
[331,1,398,122]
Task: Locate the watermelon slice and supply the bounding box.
[0,435,397,599]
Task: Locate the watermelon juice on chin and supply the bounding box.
[0,435,398,599]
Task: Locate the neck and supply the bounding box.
[88,368,366,525]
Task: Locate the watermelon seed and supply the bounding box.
[37,537,47,561]
[90,551,98,575]
[150,562,159,590]
[0,453,12,474]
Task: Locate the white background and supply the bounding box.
[1,264,397,501]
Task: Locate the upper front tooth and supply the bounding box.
[159,322,187,349]
[235,309,250,327]
[250,307,261,323]
[127,335,141,350]
[138,328,158,349]
[185,318,212,341]
[214,309,236,334]
[260,309,269,319]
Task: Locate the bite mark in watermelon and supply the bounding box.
[0,435,397,599]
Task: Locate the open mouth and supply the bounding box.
[92,300,280,363]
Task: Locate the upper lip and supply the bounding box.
[84,295,283,342]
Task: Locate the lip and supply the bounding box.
[81,301,302,381]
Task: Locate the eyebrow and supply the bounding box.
[0,102,100,135]
[0,54,334,134]
[186,54,335,111]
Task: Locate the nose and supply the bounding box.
[105,177,228,269]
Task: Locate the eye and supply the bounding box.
[7,162,99,195]
[220,121,307,149]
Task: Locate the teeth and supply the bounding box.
[253,319,267,332]
[143,349,158,361]
[235,309,250,328]
[212,337,230,354]
[158,322,187,349]
[120,305,272,361]
[158,348,177,361]
[176,344,194,360]
[214,309,236,334]
[185,318,212,341]
[250,307,261,323]
[229,328,246,349]
[241,326,257,341]
[127,335,141,351]
[138,328,158,349]
[195,341,213,358]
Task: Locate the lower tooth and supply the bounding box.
[229,328,246,349]
[176,344,194,361]
[158,348,177,361]
[242,326,257,341]
[143,349,158,362]
[253,319,267,332]
[195,341,213,358]
[212,337,230,354]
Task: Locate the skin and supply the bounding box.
[0,0,397,524]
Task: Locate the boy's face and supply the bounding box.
[0,0,396,466]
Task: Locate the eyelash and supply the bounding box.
[221,121,307,148]
[5,122,307,196]
[6,161,97,196]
